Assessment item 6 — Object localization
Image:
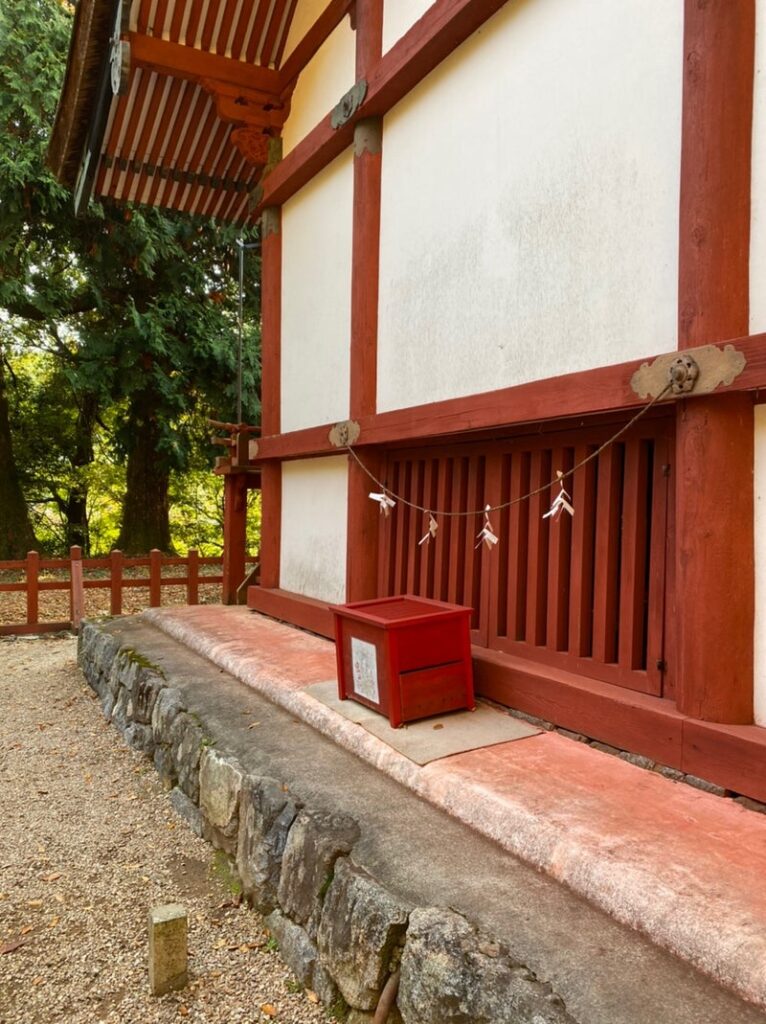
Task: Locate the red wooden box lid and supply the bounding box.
[329,594,473,630]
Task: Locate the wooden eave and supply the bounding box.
[47,0,345,224]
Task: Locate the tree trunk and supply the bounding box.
[116,392,173,554]
[64,392,98,553]
[0,354,37,558]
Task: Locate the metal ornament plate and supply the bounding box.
[630,344,746,400]
[330,80,367,129]
[329,420,361,447]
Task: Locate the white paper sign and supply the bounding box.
[351,637,379,704]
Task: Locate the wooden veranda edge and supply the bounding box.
[255,0,512,212]
[252,332,766,462]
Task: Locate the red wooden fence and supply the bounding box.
[0,547,258,637]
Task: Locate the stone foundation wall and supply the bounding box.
[78,623,573,1024]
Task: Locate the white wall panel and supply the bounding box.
[382,0,432,54]
[280,457,348,603]
[754,406,766,725]
[751,0,766,333]
[281,6,355,155]
[377,0,683,413]
[281,151,353,433]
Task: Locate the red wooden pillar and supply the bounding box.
[346,0,384,602]
[675,0,755,722]
[222,472,248,604]
[260,206,282,590]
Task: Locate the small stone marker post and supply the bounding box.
[148,904,188,996]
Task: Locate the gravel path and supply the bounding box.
[0,637,332,1024]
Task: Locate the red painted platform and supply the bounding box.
[145,604,766,1010]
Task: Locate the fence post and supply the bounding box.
[26,550,39,627]
[69,545,84,633]
[110,549,123,616]
[222,473,248,605]
[187,549,199,605]
[150,549,162,607]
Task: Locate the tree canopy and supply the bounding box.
[0,0,261,558]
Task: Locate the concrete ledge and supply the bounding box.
[78,616,766,1024]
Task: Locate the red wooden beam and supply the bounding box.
[252,331,766,463]
[674,0,755,724]
[257,0,512,212]
[259,207,283,590]
[346,0,384,604]
[129,32,281,96]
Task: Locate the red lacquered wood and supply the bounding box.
[568,444,597,658]
[346,451,384,602]
[149,549,162,607]
[330,595,474,727]
[618,440,650,677]
[259,204,282,591]
[247,585,334,637]
[222,472,248,604]
[187,549,200,605]
[26,551,39,626]
[69,545,85,633]
[546,446,573,653]
[591,445,622,665]
[110,549,123,615]
[675,1,755,724]
[525,449,551,647]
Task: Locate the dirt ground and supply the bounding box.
[0,636,332,1024]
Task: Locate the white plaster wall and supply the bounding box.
[754,406,766,725]
[280,457,348,603]
[382,0,433,54]
[377,0,683,413]
[281,7,356,155]
[281,151,353,433]
[751,1,766,333]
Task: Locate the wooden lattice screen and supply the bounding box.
[379,416,673,698]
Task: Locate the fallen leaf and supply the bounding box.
[32,976,44,985]
[432,724,444,730]
[305,989,319,1004]
[41,872,61,883]
[260,1005,278,1018]
[20,926,33,936]
[247,722,261,729]
[37,790,48,796]
[215,939,226,949]
[27,900,43,908]
[178,1007,189,1017]
[239,944,249,953]
[53,895,65,904]
[48,917,59,929]
[0,939,27,955]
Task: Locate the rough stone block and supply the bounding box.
[153,744,177,791]
[124,722,155,756]
[398,908,573,1024]
[169,786,204,837]
[317,859,409,1011]
[151,687,187,744]
[148,904,188,996]
[236,775,300,913]
[683,774,728,797]
[652,764,685,783]
[199,749,245,853]
[111,686,131,734]
[130,671,164,725]
[617,751,656,771]
[171,714,204,804]
[265,910,318,987]
[278,810,360,938]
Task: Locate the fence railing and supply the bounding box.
[0,546,258,637]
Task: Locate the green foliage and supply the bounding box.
[0,0,262,554]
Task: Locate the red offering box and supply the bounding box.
[329,595,475,728]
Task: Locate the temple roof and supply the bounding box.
[48,0,303,223]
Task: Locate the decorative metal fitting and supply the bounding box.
[668,354,700,395]
[329,420,361,447]
[331,80,367,129]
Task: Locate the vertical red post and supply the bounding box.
[110,549,123,616]
[259,206,282,591]
[69,545,84,632]
[187,548,199,605]
[346,0,384,603]
[26,550,39,626]
[149,549,162,608]
[222,472,248,604]
[675,0,755,722]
